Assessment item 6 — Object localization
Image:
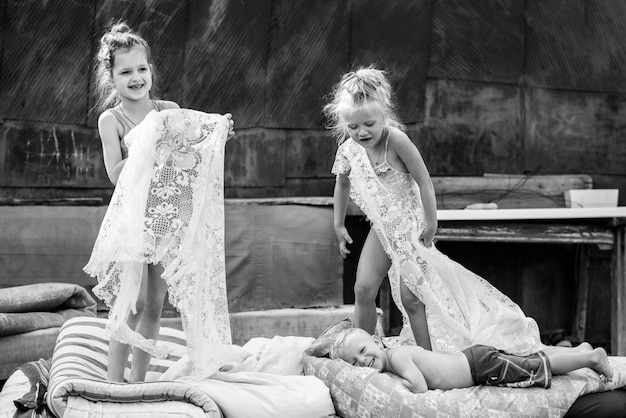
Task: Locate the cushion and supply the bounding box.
[304,317,352,358]
[303,349,626,418]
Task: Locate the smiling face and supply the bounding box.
[111,45,152,103]
[340,103,386,150]
[341,332,387,370]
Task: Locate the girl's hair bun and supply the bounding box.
[110,22,131,35]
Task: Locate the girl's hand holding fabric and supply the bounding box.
[419,224,437,248]
[224,113,235,140]
[334,226,353,258]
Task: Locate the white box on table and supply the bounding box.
[564,189,619,208]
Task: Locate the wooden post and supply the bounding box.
[612,227,626,356]
[572,245,589,343]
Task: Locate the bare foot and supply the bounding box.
[590,347,613,382]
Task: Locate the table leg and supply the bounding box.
[612,227,626,356]
[573,245,589,343]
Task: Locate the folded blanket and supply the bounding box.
[190,371,334,418]
[160,335,335,418]
[0,283,96,336]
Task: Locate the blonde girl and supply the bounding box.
[325,66,545,355]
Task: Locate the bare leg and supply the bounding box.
[354,230,391,334]
[548,347,613,381]
[107,265,149,382]
[400,280,432,350]
[107,313,139,382]
[542,342,593,355]
[129,263,168,382]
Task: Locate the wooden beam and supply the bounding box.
[435,223,614,247]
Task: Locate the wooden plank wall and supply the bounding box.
[1,0,624,348]
[0,0,624,202]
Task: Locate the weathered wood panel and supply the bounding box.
[520,245,576,335]
[266,0,349,128]
[526,0,626,92]
[351,0,431,123]
[224,128,285,188]
[285,131,335,178]
[0,2,4,80]
[432,174,592,209]
[0,0,92,124]
[586,247,612,346]
[524,89,626,174]
[183,0,270,128]
[429,0,525,84]
[0,121,106,187]
[421,80,523,174]
[0,0,624,202]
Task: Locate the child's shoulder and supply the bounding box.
[155,100,180,110]
[387,126,411,144]
[98,108,119,128]
[385,346,414,371]
[386,346,411,362]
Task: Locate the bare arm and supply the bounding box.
[389,349,428,393]
[333,173,353,258]
[98,111,126,185]
[389,131,438,247]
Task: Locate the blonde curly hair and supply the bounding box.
[330,327,378,361]
[323,66,405,144]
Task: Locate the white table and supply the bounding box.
[434,207,626,355]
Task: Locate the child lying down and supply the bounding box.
[330,328,613,394]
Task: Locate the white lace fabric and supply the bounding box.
[85,109,232,378]
[332,140,545,355]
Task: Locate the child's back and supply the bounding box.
[386,346,474,390]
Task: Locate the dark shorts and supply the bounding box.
[462,344,552,388]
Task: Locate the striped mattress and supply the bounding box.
[46,316,221,417]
